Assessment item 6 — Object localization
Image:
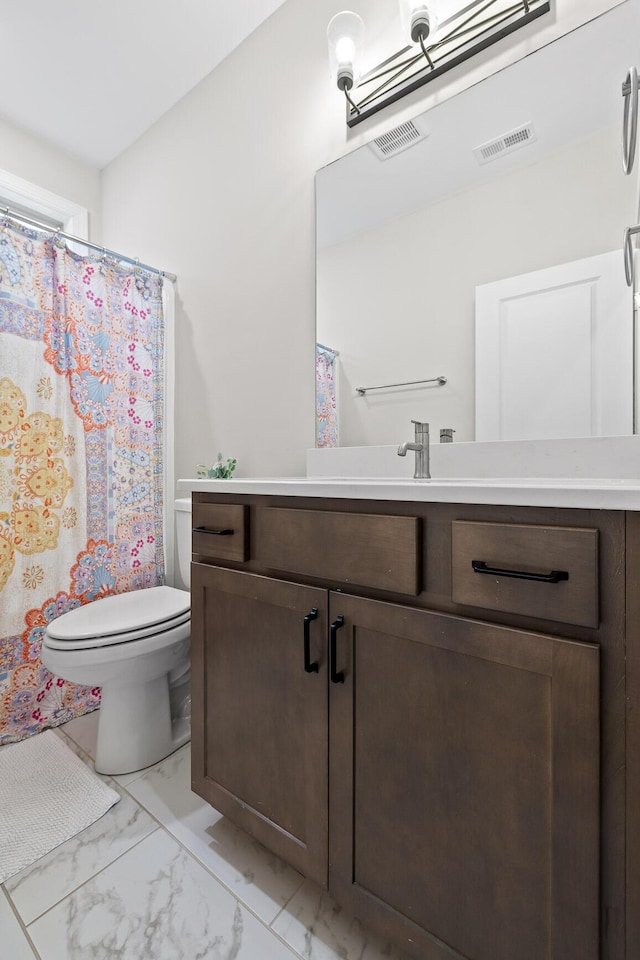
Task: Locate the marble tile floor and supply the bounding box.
[1,711,410,960]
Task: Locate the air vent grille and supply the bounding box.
[473,123,537,165]
[369,119,428,160]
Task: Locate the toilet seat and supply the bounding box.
[44,585,190,651]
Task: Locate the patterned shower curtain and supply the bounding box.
[316,344,338,448]
[0,219,166,744]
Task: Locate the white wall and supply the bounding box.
[319,124,634,445]
[0,116,100,232]
[98,0,626,482]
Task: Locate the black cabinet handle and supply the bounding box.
[330,615,345,684]
[471,560,569,584]
[192,526,234,536]
[303,608,319,673]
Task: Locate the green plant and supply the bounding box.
[196,453,237,479]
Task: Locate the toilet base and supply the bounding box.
[95,673,191,775]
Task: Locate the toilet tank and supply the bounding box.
[174,498,192,589]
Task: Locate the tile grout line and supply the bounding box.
[7,731,170,926]
[9,762,306,960]
[113,775,310,958]
[103,758,316,958]
[107,753,312,932]
[14,828,162,928]
[268,875,308,929]
[17,808,307,960]
[1,884,42,959]
[51,727,310,959]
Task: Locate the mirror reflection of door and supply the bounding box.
[475,251,632,441]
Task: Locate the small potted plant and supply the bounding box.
[196,453,237,479]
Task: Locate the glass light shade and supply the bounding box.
[398,0,442,43]
[327,11,365,90]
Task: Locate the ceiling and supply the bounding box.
[0,0,288,169]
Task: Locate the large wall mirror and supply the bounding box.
[316,0,639,448]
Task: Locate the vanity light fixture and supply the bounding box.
[328,0,551,127]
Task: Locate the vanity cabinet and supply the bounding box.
[190,493,630,960]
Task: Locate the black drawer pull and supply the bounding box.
[471,560,569,584]
[330,615,345,684]
[193,526,234,537]
[303,608,319,674]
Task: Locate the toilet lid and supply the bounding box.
[45,586,190,642]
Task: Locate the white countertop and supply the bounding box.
[178,476,640,510]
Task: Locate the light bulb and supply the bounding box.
[335,36,357,68]
[327,11,365,91]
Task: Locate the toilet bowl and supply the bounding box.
[41,498,194,775]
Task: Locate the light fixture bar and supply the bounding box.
[345,0,551,127]
[431,0,533,54]
[437,0,508,46]
[355,5,525,112]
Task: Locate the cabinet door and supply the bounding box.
[191,563,329,885]
[329,594,599,960]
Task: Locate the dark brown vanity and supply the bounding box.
[190,489,640,960]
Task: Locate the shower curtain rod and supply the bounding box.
[1,206,177,283]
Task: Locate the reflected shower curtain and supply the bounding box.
[316,344,338,448]
[0,219,165,743]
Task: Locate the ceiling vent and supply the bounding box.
[473,122,537,165]
[368,119,428,160]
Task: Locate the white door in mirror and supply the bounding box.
[475,250,631,441]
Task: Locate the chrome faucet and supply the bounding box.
[398,420,430,479]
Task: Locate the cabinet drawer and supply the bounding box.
[451,520,599,628]
[255,507,421,595]
[192,502,248,563]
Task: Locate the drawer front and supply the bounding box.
[255,507,421,595]
[192,502,248,563]
[451,520,599,628]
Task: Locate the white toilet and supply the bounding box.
[41,498,193,775]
